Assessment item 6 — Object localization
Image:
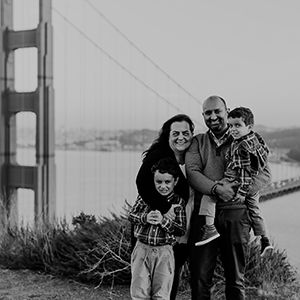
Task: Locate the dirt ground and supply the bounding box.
[0,268,190,300]
[0,268,131,300]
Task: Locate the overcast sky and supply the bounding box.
[91,0,300,129]
[14,0,300,131]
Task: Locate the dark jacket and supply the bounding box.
[136,146,189,214]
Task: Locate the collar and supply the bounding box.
[208,127,231,147]
[166,192,176,202]
[233,131,255,143]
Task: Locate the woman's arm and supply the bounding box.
[160,198,186,237]
[136,148,172,214]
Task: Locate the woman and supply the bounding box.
[134,114,195,300]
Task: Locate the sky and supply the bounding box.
[13,0,300,131]
[89,0,300,129]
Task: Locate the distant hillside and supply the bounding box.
[17,126,300,162]
[257,127,300,149]
[256,126,300,162]
[119,129,157,149]
[118,127,300,161]
[122,126,300,162]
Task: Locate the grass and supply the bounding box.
[0,209,299,299]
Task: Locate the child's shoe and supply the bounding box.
[195,224,220,246]
[260,237,274,258]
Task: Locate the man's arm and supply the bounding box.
[185,137,216,195]
[214,182,239,202]
[185,136,237,201]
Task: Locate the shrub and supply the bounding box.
[0,211,299,298]
[0,211,132,286]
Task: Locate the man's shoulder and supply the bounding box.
[192,132,209,141]
[194,131,208,137]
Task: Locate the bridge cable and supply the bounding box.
[83,0,203,108]
[52,7,202,124]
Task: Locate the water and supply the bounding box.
[17,149,300,220]
[16,149,300,221]
[16,149,300,275]
[260,192,300,278]
[17,149,143,222]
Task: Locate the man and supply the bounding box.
[185,95,251,300]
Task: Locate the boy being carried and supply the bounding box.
[196,106,274,258]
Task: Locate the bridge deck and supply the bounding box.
[260,177,300,202]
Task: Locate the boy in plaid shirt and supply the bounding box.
[129,157,186,300]
[196,107,273,258]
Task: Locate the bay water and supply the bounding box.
[260,192,300,277]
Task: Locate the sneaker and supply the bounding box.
[260,237,274,258]
[195,225,220,246]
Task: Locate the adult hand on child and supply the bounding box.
[215,181,240,202]
[164,204,181,220]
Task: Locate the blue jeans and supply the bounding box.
[189,206,251,300]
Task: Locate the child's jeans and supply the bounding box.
[246,191,268,236]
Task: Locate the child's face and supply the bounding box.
[153,170,178,196]
[228,117,252,140]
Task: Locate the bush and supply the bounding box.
[0,211,299,298]
[0,211,132,286]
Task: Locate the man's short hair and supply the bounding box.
[205,95,228,110]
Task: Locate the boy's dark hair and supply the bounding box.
[151,157,179,178]
[228,106,254,126]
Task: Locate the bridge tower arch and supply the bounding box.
[0,0,55,227]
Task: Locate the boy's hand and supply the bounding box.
[164,204,181,220]
[147,210,163,225]
[232,194,245,203]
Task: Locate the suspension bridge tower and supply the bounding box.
[0,0,55,226]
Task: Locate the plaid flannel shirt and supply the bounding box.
[208,128,231,148]
[129,193,186,246]
[225,131,269,197]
